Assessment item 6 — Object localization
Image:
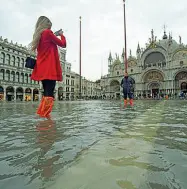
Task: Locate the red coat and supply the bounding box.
[31,29,66,81]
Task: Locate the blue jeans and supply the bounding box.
[123,89,132,100]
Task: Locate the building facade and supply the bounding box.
[100,29,187,99]
[0,36,101,101]
[0,36,40,101]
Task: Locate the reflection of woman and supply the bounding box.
[30,16,66,118]
[35,119,60,179]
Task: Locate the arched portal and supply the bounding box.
[181,82,187,93]
[0,86,4,101]
[110,80,120,99]
[175,71,187,93]
[33,88,39,101]
[6,86,14,101]
[16,87,23,101]
[143,70,164,98]
[58,87,63,100]
[25,88,32,101]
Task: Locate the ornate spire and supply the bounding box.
[179,35,182,44]
[129,49,132,57]
[108,51,112,60]
[122,48,124,58]
[108,51,112,65]
[137,42,141,53]
[151,29,154,42]
[162,24,168,39]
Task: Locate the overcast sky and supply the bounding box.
[0,0,187,81]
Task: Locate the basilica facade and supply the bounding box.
[100,29,187,99]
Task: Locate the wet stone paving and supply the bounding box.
[0,100,187,189]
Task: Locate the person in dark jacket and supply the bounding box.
[121,72,133,106]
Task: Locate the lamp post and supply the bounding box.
[79,16,82,99]
[123,0,128,73]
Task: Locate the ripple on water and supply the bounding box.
[0,100,187,189]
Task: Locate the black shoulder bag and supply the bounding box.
[25,54,36,69]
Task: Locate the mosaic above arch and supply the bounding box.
[128,60,137,67]
[175,71,187,80]
[144,71,164,83]
[173,50,187,61]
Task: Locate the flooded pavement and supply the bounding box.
[0,100,187,189]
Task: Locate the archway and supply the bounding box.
[6,86,14,101]
[174,71,187,93]
[16,87,23,101]
[25,88,32,101]
[144,52,166,68]
[110,80,120,99]
[58,87,63,100]
[143,70,164,98]
[33,88,39,101]
[181,82,187,93]
[148,82,160,98]
[0,86,4,101]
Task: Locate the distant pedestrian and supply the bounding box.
[121,72,134,106]
[30,16,66,118]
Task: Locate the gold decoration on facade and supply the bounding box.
[173,50,187,61]
[144,71,164,82]
[128,60,137,67]
[175,71,187,80]
[148,29,157,49]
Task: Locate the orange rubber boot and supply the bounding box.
[130,99,133,106]
[38,97,54,118]
[124,99,127,107]
[37,96,44,115]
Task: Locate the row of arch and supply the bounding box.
[0,86,39,101]
[0,52,25,68]
[109,70,187,93]
[0,69,39,85]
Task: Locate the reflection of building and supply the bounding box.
[100,29,187,98]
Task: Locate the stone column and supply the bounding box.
[23,88,26,101]
[3,89,6,101]
[14,87,16,101]
[31,89,33,101]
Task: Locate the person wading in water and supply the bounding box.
[30,16,66,118]
[121,72,134,106]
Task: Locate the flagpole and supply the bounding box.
[123,0,128,73]
[79,16,82,99]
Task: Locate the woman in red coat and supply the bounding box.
[30,16,66,118]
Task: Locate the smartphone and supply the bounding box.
[54,29,63,36]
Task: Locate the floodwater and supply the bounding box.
[0,100,187,189]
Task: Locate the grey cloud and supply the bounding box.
[0,0,187,80]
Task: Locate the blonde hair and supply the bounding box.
[30,16,52,51]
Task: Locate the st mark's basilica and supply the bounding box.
[100,29,187,99]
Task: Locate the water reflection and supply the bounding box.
[34,120,59,179]
[0,100,187,189]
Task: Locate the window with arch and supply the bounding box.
[16,57,20,67]
[0,69,5,80]
[21,58,24,68]
[25,74,29,83]
[6,54,11,65]
[0,52,5,64]
[11,71,15,82]
[21,73,24,83]
[12,56,15,66]
[16,72,19,82]
[5,70,10,81]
